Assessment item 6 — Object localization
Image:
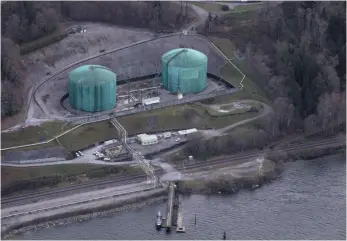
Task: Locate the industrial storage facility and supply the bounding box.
[161,48,208,94]
[68,65,117,112]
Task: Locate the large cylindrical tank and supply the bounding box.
[68,65,117,112]
[161,48,208,94]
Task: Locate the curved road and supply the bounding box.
[201,100,272,139]
[2,3,272,171]
[3,3,245,133]
[27,3,210,123]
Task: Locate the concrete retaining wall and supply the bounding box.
[1,188,167,237]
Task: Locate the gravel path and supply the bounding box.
[200,100,272,139]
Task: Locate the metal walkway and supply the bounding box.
[163,182,176,231]
[110,117,166,188]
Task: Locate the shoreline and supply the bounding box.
[177,146,345,196]
[2,148,345,238]
[1,188,167,239]
[3,195,167,240]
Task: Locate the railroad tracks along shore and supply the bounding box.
[2,137,344,208]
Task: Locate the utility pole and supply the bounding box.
[125,62,131,104]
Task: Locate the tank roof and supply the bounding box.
[162,48,207,68]
[68,65,116,86]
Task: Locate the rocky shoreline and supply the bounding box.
[3,146,344,239]
[177,159,283,196]
[3,195,167,239]
[176,147,345,196]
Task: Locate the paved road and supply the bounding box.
[1,186,166,236]
[1,182,151,218]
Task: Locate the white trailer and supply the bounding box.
[104,140,114,145]
[142,97,160,106]
[178,128,198,136]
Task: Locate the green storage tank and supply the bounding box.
[68,65,117,112]
[161,48,208,94]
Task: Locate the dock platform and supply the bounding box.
[176,212,186,233]
[163,182,175,232]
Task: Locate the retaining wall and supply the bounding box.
[1,188,167,237]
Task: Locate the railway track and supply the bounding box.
[177,137,345,172]
[1,137,344,207]
[1,170,163,206]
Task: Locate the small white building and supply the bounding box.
[136,134,158,146]
[142,97,160,106]
[178,128,198,136]
[177,92,183,99]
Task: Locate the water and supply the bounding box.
[13,154,346,240]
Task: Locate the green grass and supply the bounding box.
[209,36,269,103]
[204,101,262,117]
[201,91,265,105]
[222,9,255,24]
[206,106,250,117]
[191,2,227,12]
[58,121,120,152]
[0,142,61,161]
[2,99,262,152]
[191,2,263,13]
[1,164,143,190]
[1,121,72,149]
[57,103,259,152]
[232,3,264,12]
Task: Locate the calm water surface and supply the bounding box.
[14,154,346,240]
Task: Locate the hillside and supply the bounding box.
[1,1,196,120]
[204,1,346,135]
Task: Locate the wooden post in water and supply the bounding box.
[223,231,226,240]
[194,214,197,225]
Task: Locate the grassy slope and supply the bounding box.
[191,2,226,12]
[58,104,260,151]
[2,102,261,152]
[1,164,143,187]
[209,36,269,104]
[191,2,263,13]
[1,121,70,149]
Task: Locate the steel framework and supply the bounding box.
[110,116,165,187]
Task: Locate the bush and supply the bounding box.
[221,5,230,11]
[19,29,68,55]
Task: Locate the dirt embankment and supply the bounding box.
[177,144,345,196]
[177,158,283,195]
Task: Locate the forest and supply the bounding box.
[1,1,193,119]
[1,1,346,138]
[204,1,346,136]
